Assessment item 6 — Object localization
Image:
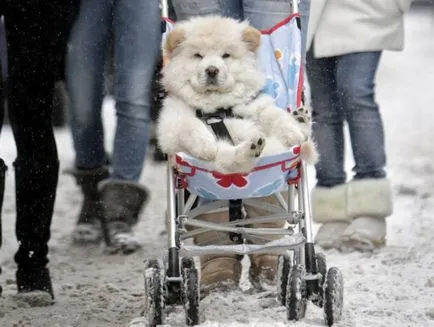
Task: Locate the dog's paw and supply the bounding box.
[247,137,266,158]
[292,106,311,124]
[225,137,265,173]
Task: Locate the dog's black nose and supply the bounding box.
[205,66,219,78]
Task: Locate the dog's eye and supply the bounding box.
[222,53,231,58]
[194,53,203,59]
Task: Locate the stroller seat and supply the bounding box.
[174,146,301,200]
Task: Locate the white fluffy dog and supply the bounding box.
[157,16,317,173]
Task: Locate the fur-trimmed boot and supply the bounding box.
[194,211,242,297]
[67,167,109,244]
[244,194,286,291]
[341,178,393,252]
[99,180,149,254]
[312,184,351,250]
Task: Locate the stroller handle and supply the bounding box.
[292,0,299,14]
[161,0,169,18]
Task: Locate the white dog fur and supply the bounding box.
[157,16,317,174]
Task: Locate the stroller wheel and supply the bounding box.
[313,253,327,308]
[323,267,344,326]
[144,259,164,327]
[276,254,291,306]
[286,264,307,321]
[182,265,199,326]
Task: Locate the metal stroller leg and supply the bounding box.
[165,163,181,304]
[285,161,343,324]
[298,161,320,297]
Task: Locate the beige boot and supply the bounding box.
[341,178,392,252]
[244,194,286,290]
[312,184,351,250]
[341,217,386,252]
[315,221,351,250]
[248,253,278,290]
[194,211,242,296]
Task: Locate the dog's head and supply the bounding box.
[162,16,265,111]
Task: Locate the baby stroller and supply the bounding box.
[143,1,344,326]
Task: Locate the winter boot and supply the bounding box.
[341,178,393,252]
[67,166,109,244]
[99,180,149,254]
[194,211,242,297]
[14,159,59,304]
[311,184,351,250]
[244,194,286,291]
[15,266,54,306]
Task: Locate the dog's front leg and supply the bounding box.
[258,106,306,147]
[180,119,218,161]
[214,137,265,173]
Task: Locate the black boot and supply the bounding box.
[14,159,59,303]
[99,180,149,254]
[16,266,54,305]
[67,166,109,244]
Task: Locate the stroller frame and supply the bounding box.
[143,1,343,326]
[144,159,343,327]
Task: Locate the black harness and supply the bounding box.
[195,107,242,145]
[195,107,245,243]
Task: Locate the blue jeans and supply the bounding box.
[171,0,310,66]
[67,0,161,181]
[306,50,387,187]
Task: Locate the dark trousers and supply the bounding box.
[2,1,75,268]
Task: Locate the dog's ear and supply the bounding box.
[165,28,186,55]
[242,26,261,52]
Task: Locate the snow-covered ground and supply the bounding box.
[1,6,434,327]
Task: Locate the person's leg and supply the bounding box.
[67,0,112,170]
[193,211,242,297]
[307,50,345,187]
[306,48,351,249]
[5,0,74,301]
[66,0,113,244]
[98,0,160,254]
[219,0,244,19]
[171,0,244,21]
[335,52,392,251]
[242,0,292,30]
[171,0,221,20]
[244,194,286,291]
[299,0,310,68]
[336,52,386,180]
[111,0,160,181]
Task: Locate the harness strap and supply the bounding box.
[196,108,240,145]
[195,108,248,244]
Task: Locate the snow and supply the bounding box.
[1,7,434,327]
